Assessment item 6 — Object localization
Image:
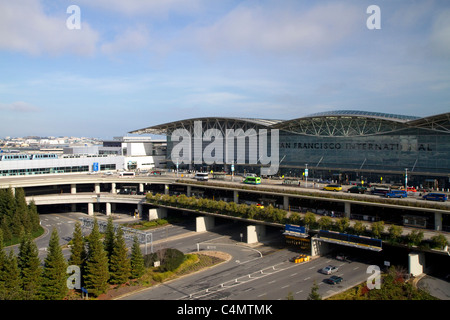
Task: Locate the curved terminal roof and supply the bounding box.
[130,111,450,136]
[304,110,420,122]
[130,117,283,135]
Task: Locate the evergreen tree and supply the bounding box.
[40,228,68,300]
[27,201,41,233]
[0,215,12,244]
[15,188,32,234]
[130,235,145,279]
[0,230,6,299]
[18,233,42,299]
[84,218,110,296]
[307,281,322,300]
[104,216,115,263]
[68,221,86,268]
[2,250,22,300]
[109,226,131,284]
[0,187,16,219]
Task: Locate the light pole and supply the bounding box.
[305,163,308,188]
[405,168,408,189]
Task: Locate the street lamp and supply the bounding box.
[305,164,308,188]
[405,168,408,189]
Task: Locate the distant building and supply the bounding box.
[0,136,166,176]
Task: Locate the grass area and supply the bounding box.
[326,267,438,300]
[68,251,227,300]
[3,226,45,247]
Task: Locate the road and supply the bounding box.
[120,230,377,300]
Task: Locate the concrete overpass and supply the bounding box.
[2,173,450,243]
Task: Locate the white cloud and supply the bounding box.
[76,0,204,17]
[0,101,40,112]
[429,9,450,58]
[100,26,150,55]
[0,0,99,56]
[182,2,361,57]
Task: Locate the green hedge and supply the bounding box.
[147,193,448,250]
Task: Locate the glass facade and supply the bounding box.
[132,111,450,188]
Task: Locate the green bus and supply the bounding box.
[244,176,261,185]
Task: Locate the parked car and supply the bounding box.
[325,275,343,285]
[323,184,342,191]
[423,193,448,202]
[347,186,367,194]
[385,190,408,198]
[406,187,417,192]
[320,265,339,274]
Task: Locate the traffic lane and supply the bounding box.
[203,256,376,300]
[417,275,450,300]
[120,243,264,300]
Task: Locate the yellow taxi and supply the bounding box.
[323,184,342,191]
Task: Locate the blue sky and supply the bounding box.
[0,0,449,139]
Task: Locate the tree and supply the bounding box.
[130,235,145,279]
[40,228,68,300]
[406,230,424,247]
[430,234,448,250]
[336,217,350,233]
[304,212,316,230]
[27,201,41,233]
[84,218,110,297]
[388,225,403,243]
[371,221,385,239]
[307,281,321,300]
[0,230,6,299]
[1,251,22,300]
[109,226,131,285]
[318,216,332,230]
[104,216,115,263]
[353,221,366,236]
[68,221,86,268]
[18,232,42,299]
[15,188,32,234]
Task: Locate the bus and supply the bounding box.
[195,172,209,181]
[244,176,261,185]
[119,171,135,177]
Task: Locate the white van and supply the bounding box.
[195,172,209,181]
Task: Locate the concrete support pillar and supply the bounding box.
[111,183,116,194]
[233,190,239,203]
[165,184,169,195]
[106,203,111,216]
[71,184,77,194]
[409,252,425,277]
[137,203,143,218]
[71,203,76,212]
[149,207,168,220]
[196,216,215,232]
[246,225,266,244]
[187,185,192,197]
[94,183,100,194]
[283,195,289,211]
[311,238,332,257]
[88,203,94,216]
[139,183,144,193]
[434,212,442,231]
[344,202,351,218]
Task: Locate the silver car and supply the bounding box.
[321,265,339,275]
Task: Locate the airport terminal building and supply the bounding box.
[131,110,450,189]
